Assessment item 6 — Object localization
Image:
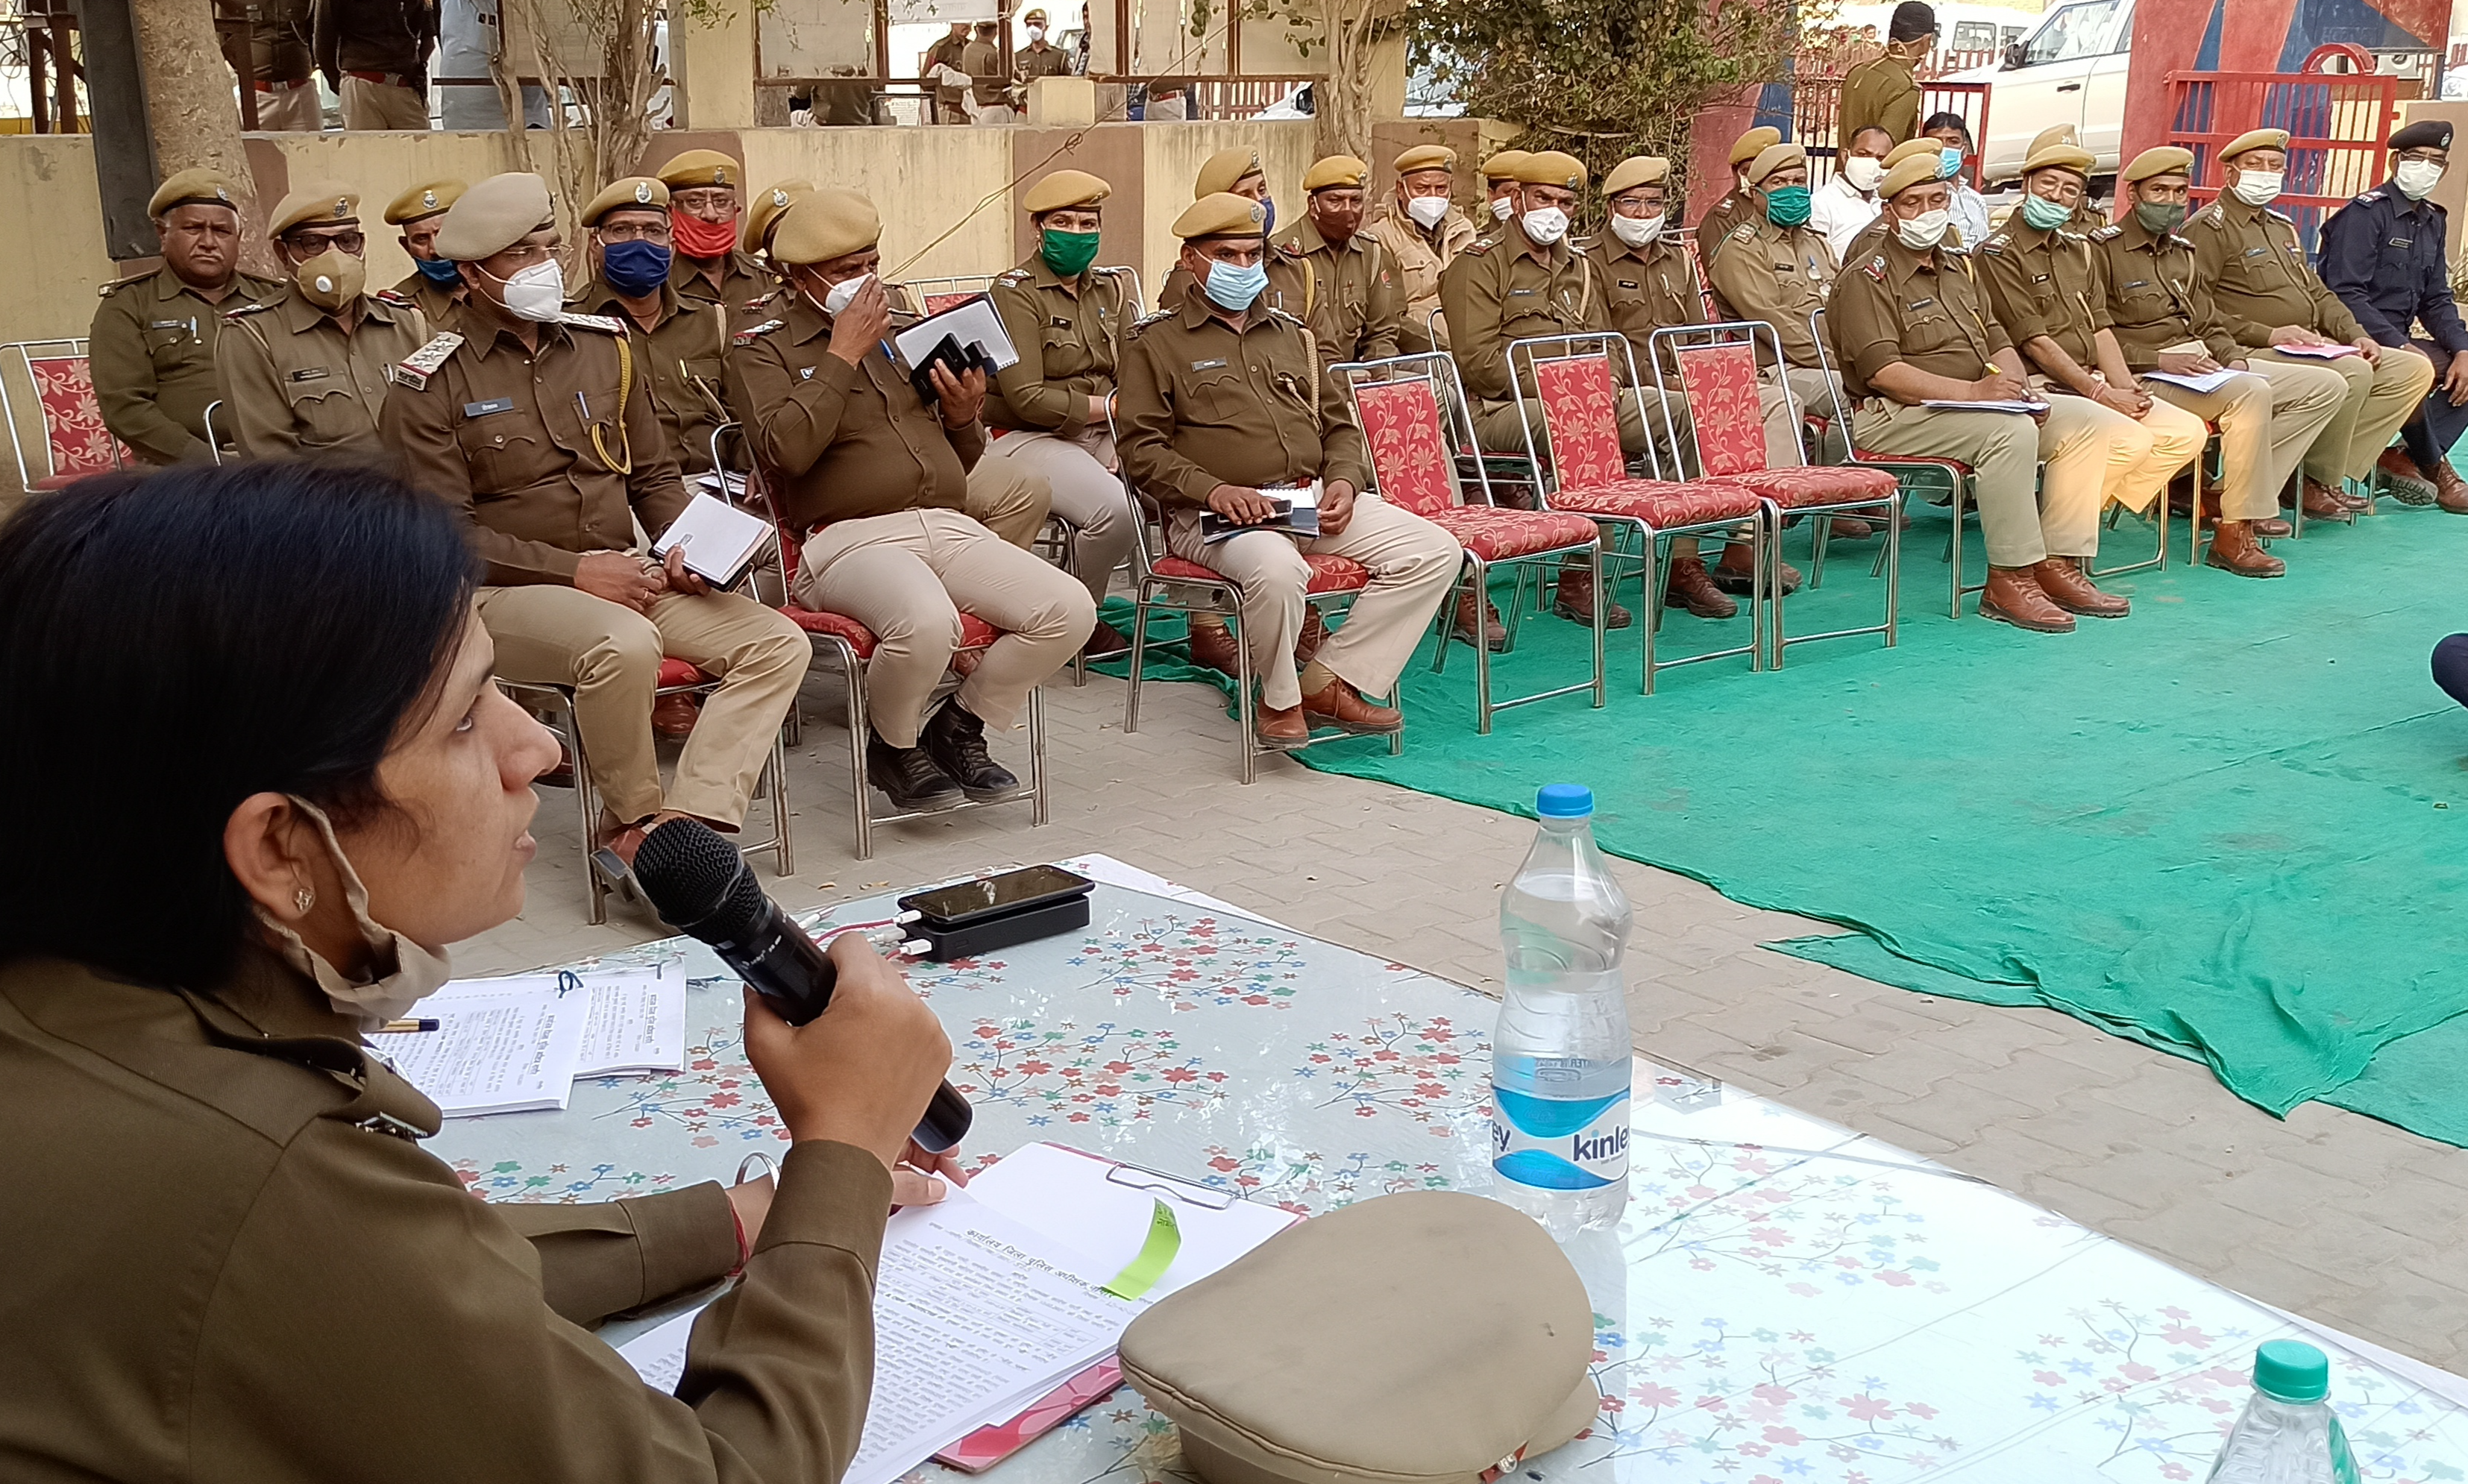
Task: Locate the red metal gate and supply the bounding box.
[2164,45,2400,254]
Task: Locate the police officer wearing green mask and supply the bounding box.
[985,169,1143,657]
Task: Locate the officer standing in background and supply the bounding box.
[1838,1,1932,149]
[1015,9,1071,81]
[214,182,430,461]
[2187,127,2433,521]
[659,151,767,311]
[386,177,466,324]
[962,22,1010,123]
[1706,142,1856,467]
[1478,151,1530,227]
[568,177,732,477]
[2320,119,2468,512]
[246,0,320,130]
[924,19,971,123]
[313,0,435,131]
[380,172,808,875]
[1695,126,1783,292]
[89,170,283,467]
[1270,155,1404,363]
[1361,143,1478,353]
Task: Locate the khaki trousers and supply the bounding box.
[795,508,1096,746]
[1166,494,1459,711]
[2142,365,2337,520]
[963,456,1052,548]
[479,582,807,829]
[987,427,1137,603]
[254,81,321,131]
[2029,380,2207,520]
[1778,365,1851,465]
[339,77,429,130]
[1850,400,2047,567]
[2248,345,2436,483]
[2025,393,2205,556]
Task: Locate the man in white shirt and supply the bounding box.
[1924,112,1993,248]
[1812,125,1890,262]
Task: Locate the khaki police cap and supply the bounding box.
[767,188,881,265]
[434,172,555,262]
[1023,7,1049,19]
[1023,169,1112,214]
[268,182,359,239]
[1174,192,1269,240]
[1881,153,1947,199]
[2123,145,2197,185]
[656,149,741,190]
[148,168,237,220]
[1601,155,1670,198]
[2028,123,2080,158]
[1513,150,1586,189]
[580,176,671,227]
[1729,126,1783,168]
[383,179,466,227]
[1194,148,1266,198]
[2022,142,2097,179]
[2220,128,2290,164]
[1392,143,1455,177]
[1883,137,1939,169]
[742,179,813,252]
[1479,149,1532,183]
[1745,143,1807,186]
[1303,155,1370,193]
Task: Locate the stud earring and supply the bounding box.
[295,887,315,914]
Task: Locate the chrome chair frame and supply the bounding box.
[0,338,124,490]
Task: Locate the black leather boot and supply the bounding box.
[922,699,1022,802]
[867,726,965,812]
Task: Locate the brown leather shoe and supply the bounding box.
[1829,516,1874,541]
[1662,556,1739,619]
[2438,460,2468,515]
[2297,477,2353,521]
[652,692,700,739]
[2033,558,2130,617]
[1451,588,1508,650]
[2254,516,2294,538]
[1187,619,1240,675]
[1979,565,2075,632]
[1299,674,1404,734]
[1294,609,1329,667]
[1255,702,1310,749]
[2378,446,2439,505]
[2205,518,2287,577]
[1551,562,1633,629]
[1713,549,1800,596]
[1081,620,1131,660]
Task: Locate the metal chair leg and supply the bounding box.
[1027,683,1049,827]
[846,654,873,861]
[1235,610,1257,785]
[1589,541,1606,708]
[1472,556,1494,735]
[1124,595,1151,734]
[565,705,604,926]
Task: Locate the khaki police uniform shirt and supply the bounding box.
[1271,218,1404,365]
[1706,212,1838,368]
[1587,232,1702,378]
[670,248,769,313]
[986,254,1128,436]
[248,0,312,84]
[570,276,732,476]
[1015,40,1070,79]
[393,268,462,328]
[726,293,985,532]
[925,32,970,116]
[1827,234,2013,400]
[213,283,430,460]
[1836,54,1919,149]
[1438,229,1604,401]
[961,38,1005,104]
[1976,218,2109,370]
[1115,288,1369,508]
[88,265,283,465]
[0,943,890,1484]
[2185,194,2365,348]
[380,302,689,586]
[1361,200,1479,350]
[2085,215,2242,371]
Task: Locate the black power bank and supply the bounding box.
[897,865,1096,961]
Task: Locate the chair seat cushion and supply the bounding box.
[783,608,1002,661]
[656,657,714,689]
[1721,465,1902,508]
[1153,553,1371,594]
[1548,477,1764,527]
[1427,507,1600,562]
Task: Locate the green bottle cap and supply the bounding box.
[2252,1339,2330,1403]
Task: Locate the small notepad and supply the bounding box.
[652,491,770,588]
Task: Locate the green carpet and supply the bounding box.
[1098,499,2468,1144]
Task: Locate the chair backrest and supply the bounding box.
[1658,324,1788,478]
[1333,351,1489,518]
[1097,264,1144,317]
[709,419,800,596]
[1528,353,1630,491]
[0,342,128,488]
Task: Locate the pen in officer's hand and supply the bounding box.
[374,1018,442,1033]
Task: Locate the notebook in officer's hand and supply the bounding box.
[893,294,1020,380]
[651,491,770,588]
[1200,481,1321,544]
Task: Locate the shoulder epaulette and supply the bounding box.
[238,272,284,294]
[732,317,785,347]
[368,288,415,309]
[1461,236,1495,257]
[1567,233,1598,254]
[2191,203,2225,227]
[97,271,153,298]
[1275,239,1307,258]
[995,268,1033,284]
[1125,308,1175,341]
[222,299,281,321]
[740,290,783,312]
[2167,232,2194,249]
[2264,206,2294,224]
[1861,255,1887,281]
[560,311,625,333]
[385,331,465,391]
[2357,189,2386,204]
[1727,222,1758,244]
[2089,224,2123,242]
[1979,233,2007,255]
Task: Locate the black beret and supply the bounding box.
[1888,1,1936,41]
[2390,119,2453,152]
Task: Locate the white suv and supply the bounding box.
[1947,0,2135,185]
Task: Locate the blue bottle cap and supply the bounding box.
[1536,783,1594,818]
[2252,1339,2329,1403]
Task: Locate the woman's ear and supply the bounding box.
[223,791,330,925]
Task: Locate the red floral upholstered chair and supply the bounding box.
[2,344,131,491]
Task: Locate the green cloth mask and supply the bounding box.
[2135,200,2188,236]
[1764,185,1812,227]
[1040,227,1102,278]
[2020,195,2074,232]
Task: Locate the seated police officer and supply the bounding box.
[380,173,809,876]
[728,189,1096,812]
[387,177,466,325]
[1117,193,1458,749]
[1269,154,1405,364]
[568,176,732,478]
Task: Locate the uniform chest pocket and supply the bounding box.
[1900,305,1959,353]
[456,411,546,489]
[1041,325,1090,374]
[285,377,367,444]
[144,324,198,366]
[1183,369,1252,424]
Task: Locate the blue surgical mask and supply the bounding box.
[2019,194,2073,232]
[1260,197,1278,235]
[1203,258,1269,311]
[600,239,673,298]
[414,255,462,286]
[1938,146,1966,180]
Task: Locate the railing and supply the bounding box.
[2164,48,2399,256]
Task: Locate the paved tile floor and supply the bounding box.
[461,661,2468,1371]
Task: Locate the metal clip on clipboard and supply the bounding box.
[1102,1156,1238,1211]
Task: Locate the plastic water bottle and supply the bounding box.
[2205,1341,2361,1484]
[1491,784,1634,1237]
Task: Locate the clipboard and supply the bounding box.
[934,1143,1302,1471]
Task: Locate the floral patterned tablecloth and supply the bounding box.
[427,862,2468,1484]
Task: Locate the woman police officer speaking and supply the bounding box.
[0,461,956,1482]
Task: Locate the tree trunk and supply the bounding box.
[129,0,274,274]
[1312,0,1378,163]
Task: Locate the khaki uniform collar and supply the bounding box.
[1176,283,1264,335]
[2115,213,2184,254]
[1018,252,1080,292]
[1513,228,1574,267]
[1285,217,1360,257]
[785,292,834,347]
[1882,233,1949,284]
[463,299,569,360]
[575,274,682,325]
[1601,233,1678,269]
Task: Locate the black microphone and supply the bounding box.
[632,820,973,1154]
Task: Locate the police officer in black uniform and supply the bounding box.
[2319,118,2468,513]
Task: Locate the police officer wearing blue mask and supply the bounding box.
[2320,119,2468,512]
[571,175,733,478]
[387,178,469,326]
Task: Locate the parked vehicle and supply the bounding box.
[1946,0,2135,185]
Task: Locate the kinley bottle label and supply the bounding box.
[1490,1054,1632,1191]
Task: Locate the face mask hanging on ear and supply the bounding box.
[256,796,453,1029]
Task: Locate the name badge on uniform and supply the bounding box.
[462,397,515,418]
[149,319,186,330]
[1051,317,1072,328]
[2390,236,2414,248]
[288,367,330,383]
[1617,279,1639,289]
[2244,246,2268,258]
[1508,288,1537,297]
[1190,358,1227,371]
[2124,279,2150,290]
[1906,296,1935,309]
